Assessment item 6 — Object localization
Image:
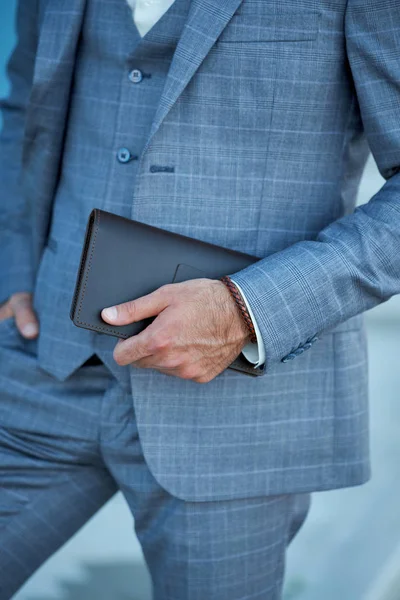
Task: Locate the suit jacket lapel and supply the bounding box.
[142,0,243,156]
[25,0,87,151]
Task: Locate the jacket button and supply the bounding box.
[281,353,296,363]
[129,68,143,83]
[292,347,305,356]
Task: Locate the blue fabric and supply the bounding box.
[2,0,399,500]
[26,0,190,377]
[0,320,310,599]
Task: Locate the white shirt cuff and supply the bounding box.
[231,280,266,368]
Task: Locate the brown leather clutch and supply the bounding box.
[70,209,263,376]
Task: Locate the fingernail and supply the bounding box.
[102,307,117,321]
[22,323,38,338]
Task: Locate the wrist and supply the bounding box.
[220,276,257,344]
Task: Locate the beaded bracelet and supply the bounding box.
[220,276,257,344]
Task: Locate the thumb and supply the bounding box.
[101,285,171,326]
[10,292,39,339]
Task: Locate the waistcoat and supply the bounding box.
[34,0,191,380]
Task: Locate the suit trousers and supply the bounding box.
[0,317,310,600]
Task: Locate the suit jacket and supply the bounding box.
[1,0,400,501]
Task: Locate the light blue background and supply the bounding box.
[0,1,16,100]
[1,3,400,599]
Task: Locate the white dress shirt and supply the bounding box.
[125,0,265,367]
[126,0,176,36]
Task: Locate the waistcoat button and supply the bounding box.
[117,147,132,163]
[129,69,143,84]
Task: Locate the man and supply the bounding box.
[0,0,399,598]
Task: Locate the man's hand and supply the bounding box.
[101,279,251,383]
[0,292,39,339]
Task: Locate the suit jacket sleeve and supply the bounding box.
[0,0,39,304]
[229,0,400,372]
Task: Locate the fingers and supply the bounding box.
[121,333,213,382]
[113,333,153,366]
[132,353,182,371]
[9,293,39,339]
[101,285,171,326]
[0,300,13,321]
[113,322,173,366]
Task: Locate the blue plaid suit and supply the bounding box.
[1,0,400,597]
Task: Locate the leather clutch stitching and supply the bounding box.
[75,210,129,338]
